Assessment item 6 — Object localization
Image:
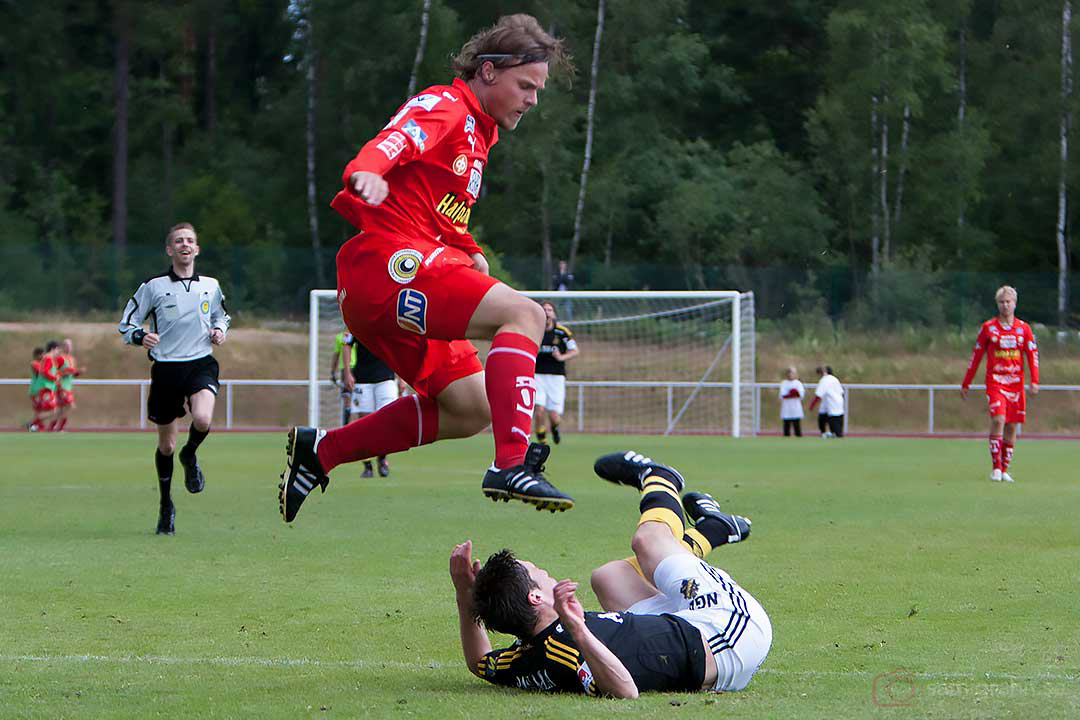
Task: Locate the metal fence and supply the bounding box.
[3,378,1077,436]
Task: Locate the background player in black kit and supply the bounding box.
[533,301,578,445]
[342,333,398,477]
[450,451,771,697]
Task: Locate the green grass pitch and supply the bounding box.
[1,432,1078,719]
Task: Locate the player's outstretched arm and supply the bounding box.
[450,541,492,676]
[553,580,639,699]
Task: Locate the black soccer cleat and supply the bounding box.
[482,442,574,512]
[552,426,561,444]
[179,448,205,494]
[278,427,330,523]
[362,461,374,479]
[593,450,684,492]
[377,458,390,478]
[682,492,752,544]
[156,502,175,535]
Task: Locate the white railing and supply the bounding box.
[2,379,1076,435]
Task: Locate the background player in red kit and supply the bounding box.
[280,15,576,522]
[960,285,1040,482]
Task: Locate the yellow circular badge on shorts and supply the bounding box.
[388,249,424,284]
[201,300,210,313]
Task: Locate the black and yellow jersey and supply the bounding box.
[535,324,576,376]
[477,611,705,695]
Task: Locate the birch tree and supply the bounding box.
[568,0,604,274]
[406,0,432,98]
[1057,0,1072,330]
[112,1,130,275]
[303,3,325,288]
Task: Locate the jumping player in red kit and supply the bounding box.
[960,285,1040,482]
[279,14,576,522]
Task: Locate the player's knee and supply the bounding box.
[158,439,176,455]
[191,413,212,432]
[520,298,546,337]
[590,562,621,599]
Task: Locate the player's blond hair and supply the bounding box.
[166,222,197,245]
[995,285,1018,302]
[452,14,574,81]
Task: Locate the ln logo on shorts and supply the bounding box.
[397,288,427,334]
[388,249,424,284]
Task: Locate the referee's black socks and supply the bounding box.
[155,449,174,504]
[181,423,209,458]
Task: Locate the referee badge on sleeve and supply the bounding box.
[201,300,210,313]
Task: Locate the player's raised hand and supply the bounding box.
[450,540,481,594]
[554,580,586,630]
[350,171,389,206]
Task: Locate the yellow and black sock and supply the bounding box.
[638,470,685,540]
[682,516,737,558]
[536,426,547,441]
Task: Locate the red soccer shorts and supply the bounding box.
[336,232,499,399]
[33,389,57,412]
[986,385,1026,424]
[58,389,76,408]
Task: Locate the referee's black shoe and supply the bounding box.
[179,447,205,494]
[156,502,175,535]
[279,427,330,522]
[593,450,684,492]
[682,492,751,544]
[482,442,574,512]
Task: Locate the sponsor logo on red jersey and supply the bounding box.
[435,192,472,227]
[377,131,408,160]
[452,154,468,176]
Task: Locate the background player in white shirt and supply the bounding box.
[809,365,845,438]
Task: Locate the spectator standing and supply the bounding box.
[778,366,805,437]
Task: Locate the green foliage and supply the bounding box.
[0,0,1076,327]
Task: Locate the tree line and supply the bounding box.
[0,0,1076,329]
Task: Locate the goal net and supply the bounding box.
[308,290,755,436]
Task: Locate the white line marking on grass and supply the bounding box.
[0,654,445,671]
[759,668,1079,682]
[3,655,1076,684]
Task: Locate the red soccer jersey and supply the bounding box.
[961,317,1040,391]
[330,77,499,257]
[40,353,61,385]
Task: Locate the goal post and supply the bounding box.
[308,289,755,436]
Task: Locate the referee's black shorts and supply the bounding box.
[147,355,220,425]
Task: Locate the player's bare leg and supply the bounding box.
[469,285,573,511]
[533,405,549,443]
[548,408,563,444]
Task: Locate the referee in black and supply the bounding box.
[118,222,231,535]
